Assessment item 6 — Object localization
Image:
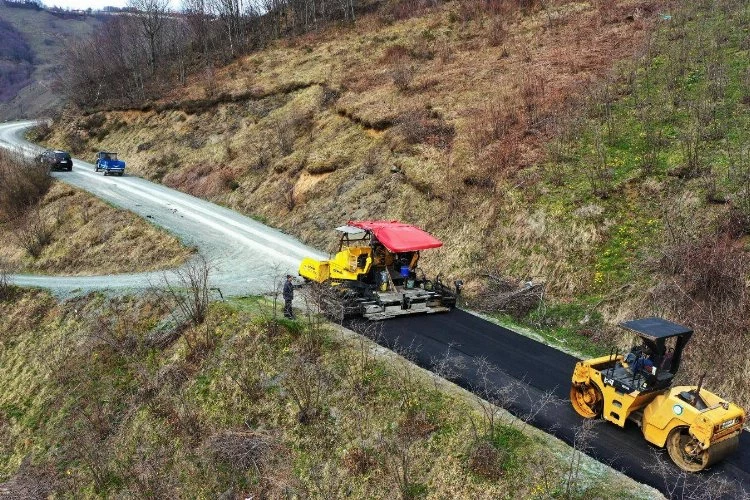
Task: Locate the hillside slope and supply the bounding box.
[0,3,99,119]
[0,181,193,275]
[0,289,660,498]
[43,0,750,409]
[47,0,660,274]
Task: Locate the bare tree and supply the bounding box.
[182,0,212,62]
[0,262,13,301]
[377,429,420,500]
[59,16,147,107]
[376,354,432,499]
[162,255,212,326]
[164,15,193,85]
[60,0,365,109]
[429,343,465,391]
[563,419,597,498]
[285,355,327,423]
[646,449,749,500]
[469,358,517,442]
[727,146,750,230]
[128,0,172,74]
[584,128,613,198]
[209,0,246,59]
[13,207,52,258]
[0,148,51,220]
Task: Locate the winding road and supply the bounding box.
[2,121,748,498]
[0,121,326,296]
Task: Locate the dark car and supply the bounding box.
[37,149,73,171]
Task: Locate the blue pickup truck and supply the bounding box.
[94,151,125,176]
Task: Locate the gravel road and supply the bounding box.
[0,121,327,296]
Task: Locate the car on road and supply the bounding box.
[94,151,125,176]
[37,149,73,171]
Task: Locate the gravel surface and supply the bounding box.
[0,121,327,297]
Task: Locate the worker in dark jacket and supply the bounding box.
[283,274,295,319]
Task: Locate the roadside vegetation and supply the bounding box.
[39,0,750,407]
[0,150,192,275]
[0,280,657,498]
[511,0,750,408]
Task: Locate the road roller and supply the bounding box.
[570,317,745,472]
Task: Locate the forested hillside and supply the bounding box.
[0,17,33,103]
[0,1,100,119]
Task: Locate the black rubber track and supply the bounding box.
[345,309,750,499]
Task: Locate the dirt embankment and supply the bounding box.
[44,0,662,288]
[0,153,192,275]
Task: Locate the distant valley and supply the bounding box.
[0,0,100,119]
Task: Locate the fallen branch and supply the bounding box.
[474,275,545,318]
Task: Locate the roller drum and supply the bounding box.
[705,434,740,468]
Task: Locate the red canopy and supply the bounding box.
[348,220,443,253]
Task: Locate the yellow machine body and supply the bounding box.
[642,386,744,449]
[571,353,745,472]
[299,257,330,282]
[299,246,372,283]
[298,221,459,321]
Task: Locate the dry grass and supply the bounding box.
[0,289,660,498]
[44,0,660,287]
[0,149,51,220]
[0,182,193,275]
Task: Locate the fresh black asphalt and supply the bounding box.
[346,309,750,499]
